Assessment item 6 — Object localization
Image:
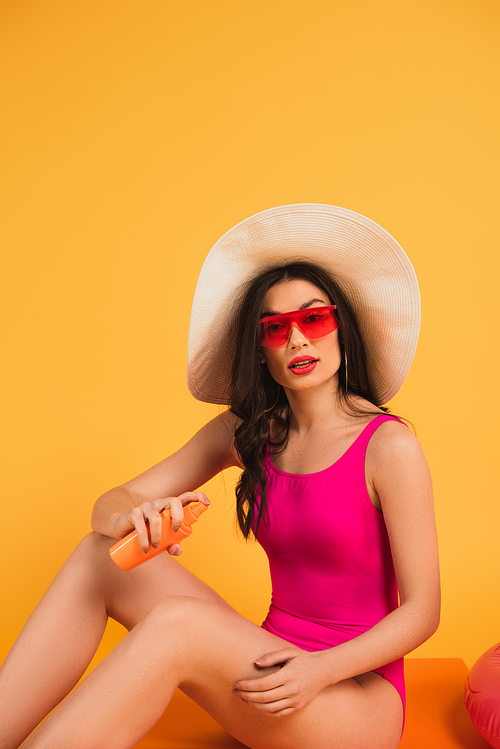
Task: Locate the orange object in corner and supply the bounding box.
[109,501,208,571]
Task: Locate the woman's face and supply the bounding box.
[258,279,342,392]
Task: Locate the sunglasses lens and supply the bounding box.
[301,309,339,338]
[260,320,290,347]
[260,307,339,347]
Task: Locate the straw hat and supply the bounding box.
[187,204,420,405]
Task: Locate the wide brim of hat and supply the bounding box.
[187,204,420,405]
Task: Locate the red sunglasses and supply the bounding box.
[259,306,340,347]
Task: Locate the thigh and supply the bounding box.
[157,597,403,749]
[79,532,236,630]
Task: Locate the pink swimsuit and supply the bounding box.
[257,414,405,725]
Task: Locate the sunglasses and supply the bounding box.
[259,306,340,347]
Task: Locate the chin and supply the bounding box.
[284,370,339,391]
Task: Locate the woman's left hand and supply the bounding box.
[233,648,328,717]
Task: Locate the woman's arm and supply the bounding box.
[91,411,242,551]
[234,420,440,714]
[314,420,440,673]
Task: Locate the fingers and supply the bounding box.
[234,684,286,704]
[166,543,183,556]
[167,492,211,532]
[234,649,297,694]
[233,648,306,715]
[165,496,185,534]
[234,685,297,715]
[254,648,297,668]
[177,491,211,508]
[124,492,210,553]
[164,492,210,539]
[234,670,285,695]
[239,696,295,715]
[147,505,163,549]
[125,505,152,553]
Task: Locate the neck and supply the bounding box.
[284,378,348,433]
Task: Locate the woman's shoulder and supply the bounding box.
[365,416,433,523]
[366,415,426,471]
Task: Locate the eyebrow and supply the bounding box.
[260,298,328,320]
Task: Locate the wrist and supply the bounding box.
[310,649,338,689]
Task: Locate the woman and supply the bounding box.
[0,205,440,749]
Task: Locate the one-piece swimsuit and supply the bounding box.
[256,414,406,727]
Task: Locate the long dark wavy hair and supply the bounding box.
[229,261,388,540]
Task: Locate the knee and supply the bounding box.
[72,531,114,562]
[59,532,115,581]
[147,595,206,633]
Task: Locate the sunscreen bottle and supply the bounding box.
[109,501,208,571]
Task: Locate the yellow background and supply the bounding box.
[1,0,499,673]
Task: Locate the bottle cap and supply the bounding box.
[183,501,209,526]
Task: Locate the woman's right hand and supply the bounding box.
[110,491,210,556]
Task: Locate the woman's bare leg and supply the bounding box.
[21,596,403,749]
[0,532,234,749]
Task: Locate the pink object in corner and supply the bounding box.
[465,642,500,749]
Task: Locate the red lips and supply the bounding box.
[289,355,318,367]
[288,356,319,375]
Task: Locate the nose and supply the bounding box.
[287,322,309,349]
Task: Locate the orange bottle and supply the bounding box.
[109,501,208,571]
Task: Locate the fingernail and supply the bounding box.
[152,543,158,550]
[234,683,241,689]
